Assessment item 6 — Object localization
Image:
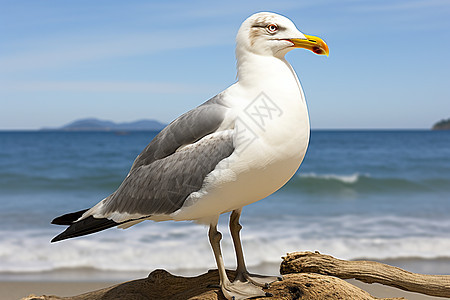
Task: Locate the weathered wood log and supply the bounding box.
[280,251,450,298]
[23,269,402,300]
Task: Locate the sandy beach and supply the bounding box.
[1,281,116,300]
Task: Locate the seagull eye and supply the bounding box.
[267,24,278,33]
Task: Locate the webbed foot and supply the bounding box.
[235,271,281,288]
[221,279,271,300]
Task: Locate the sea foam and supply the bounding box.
[2,214,450,274]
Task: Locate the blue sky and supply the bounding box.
[1,0,449,129]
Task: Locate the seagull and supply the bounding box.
[51,12,328,300]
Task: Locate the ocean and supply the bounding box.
[1,130,449,281]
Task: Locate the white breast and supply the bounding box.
[171,55,310,224]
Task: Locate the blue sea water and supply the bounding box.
[0,130,449,278]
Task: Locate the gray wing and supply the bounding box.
[103,132,234,216]
[130,94,229,172]
[99,94,233,217]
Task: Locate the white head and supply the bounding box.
[236,12,329,59]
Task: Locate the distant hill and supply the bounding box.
[46,118,167,131]
[432,118,450,130]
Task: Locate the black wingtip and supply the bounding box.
[52,209,89,225]
[51,215,120,243]
[51,234,65,243]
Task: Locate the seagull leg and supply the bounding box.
[230,209,280,287]
[208,218,267,300]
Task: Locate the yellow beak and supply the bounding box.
[289,34,329,56]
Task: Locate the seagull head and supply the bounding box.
[236,12,329,59]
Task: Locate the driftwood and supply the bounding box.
[23,269,401,300]
[281,251,450,298]
[23,251,450,300]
